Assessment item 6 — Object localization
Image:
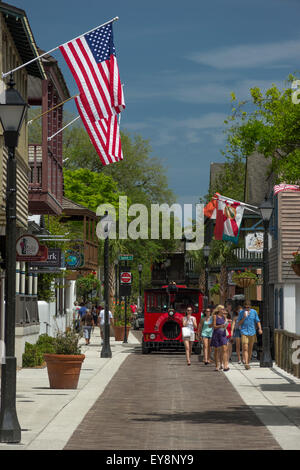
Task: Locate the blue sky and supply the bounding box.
[13,0,300,206]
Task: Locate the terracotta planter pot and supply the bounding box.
[114,325,131,341]
[235,277,256,288]
[292,263,300,276]
[44,354,85,389]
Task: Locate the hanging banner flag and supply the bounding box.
[203,192,220,219]
[213,196,245,244]
[273,184,300,195]
[222,201,244,244]
[60,22,125,122]
[75,95,123,166]
[214,198,225,240]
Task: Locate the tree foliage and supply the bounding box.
[224,76,300,184]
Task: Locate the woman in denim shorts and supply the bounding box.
[232,305,243,364]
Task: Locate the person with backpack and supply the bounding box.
[81,309,95,345]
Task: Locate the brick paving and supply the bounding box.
[64,346,280,450]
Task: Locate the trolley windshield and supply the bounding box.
[146,290,200,314]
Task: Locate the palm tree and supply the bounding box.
[209,240,238,304]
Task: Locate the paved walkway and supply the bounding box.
[64,352,280,450]
[0,328,300,450]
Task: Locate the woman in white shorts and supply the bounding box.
[182,307,197,366]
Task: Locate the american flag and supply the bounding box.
[75,95,123,166]
[60,23,125,121]
[273,184,300,195]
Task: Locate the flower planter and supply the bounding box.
[114,325,131,341]
[292,264,300,276]
[235,277,256,288]
[44,354,85,389]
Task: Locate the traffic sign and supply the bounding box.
[119,254,133,261]
[120,271,132,284]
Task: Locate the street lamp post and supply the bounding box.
[203,245,211,310]
[259,197,273,368]
[100,211,113,358]
[138,264,142,311]
[0,75,28,443]
[114,259,118,305]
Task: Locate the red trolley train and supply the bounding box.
[142,283,203,354]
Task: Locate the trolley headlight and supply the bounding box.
[149,333,156,340]
[168,310,175,317]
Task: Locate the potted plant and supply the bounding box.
[44,330,85,389]
[232,269,259,288]
[291,252,300,276]
[113,301,131,341]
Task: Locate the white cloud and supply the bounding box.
[188,39,300,69]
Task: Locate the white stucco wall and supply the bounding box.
[283,284,297,334]
[296,284,300,335]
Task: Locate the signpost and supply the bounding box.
[118,260,133,344]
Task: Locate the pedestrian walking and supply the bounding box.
[72,301,80,332]
[198,307,213,364]
[99,306,114,344]
[237,300,262,370]
[81,309,94,345]
[210,305,229,372]
[182,307,197,366]
[226,311,233,362]
[231,305,243,364]
[91,304,98,331]
[78,302,87,319]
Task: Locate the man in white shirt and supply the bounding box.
[99,307,114,343]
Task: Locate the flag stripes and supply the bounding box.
[75,95,123,166]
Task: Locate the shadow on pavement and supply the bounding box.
[127,404,300,427]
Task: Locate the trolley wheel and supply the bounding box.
[142,340,151,354]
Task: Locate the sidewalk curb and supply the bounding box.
[26,346,132,450]
[225,361,300,450]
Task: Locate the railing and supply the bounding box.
[274,329,300,379]
[210,248,263,268]
[28,144,42,189]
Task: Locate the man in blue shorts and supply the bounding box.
[237,300,262,370]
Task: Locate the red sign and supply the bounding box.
[120,272,132,284]
[16,245,48,262]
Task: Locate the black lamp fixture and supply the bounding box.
[0,75,28,147]
[100,212,113,359]
[0,75,28,443]
[259,196,273,368]
[260,197,274,223]
[203,245,211,259]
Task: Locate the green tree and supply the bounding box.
[224,76,300,184]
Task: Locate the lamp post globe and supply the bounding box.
[259,197,273,368]
[0,75,28,443]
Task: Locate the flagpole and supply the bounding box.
[213,195,259,210]
[2,17,119,79]
[28,94,79,125]
[47,116,80,141]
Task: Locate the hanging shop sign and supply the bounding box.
[245,232,264,253]
[65,250,83,269]
[29,248,62,269]
[16,235,48,262]
[16,234,40,256]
